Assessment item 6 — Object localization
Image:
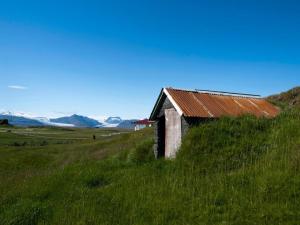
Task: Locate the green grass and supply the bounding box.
[1,109,300,225]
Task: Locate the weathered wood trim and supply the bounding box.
[149,89,164,120]
[164,88,184,116]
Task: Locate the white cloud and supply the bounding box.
[8,85,28,90]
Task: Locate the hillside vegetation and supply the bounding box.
[267,86,300,109]
[1,90,300,225]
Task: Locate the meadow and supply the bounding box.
[1,108,300,225]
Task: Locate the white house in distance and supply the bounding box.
[134,119,153,131]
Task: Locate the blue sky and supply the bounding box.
[0,0,299,119]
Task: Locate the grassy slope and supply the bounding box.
[267,86,300,109]
[0,127,153,225]
[1,110,300,224]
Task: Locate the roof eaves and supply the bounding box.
[164,88,184,117]
[149,88,165,120]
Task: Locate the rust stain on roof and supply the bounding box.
[165,88,280,118]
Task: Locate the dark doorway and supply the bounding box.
[157,116,165,157]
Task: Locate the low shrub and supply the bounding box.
[11,142,27,147]
[85,176,109,189]
[127,139,154,164]
[40,140,48,146]
[1,200,50,225]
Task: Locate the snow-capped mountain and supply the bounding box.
[96,117,123,128]
[50,114,102,128]
[0,111,74,127]
[0,112,45,127]
[0,111,138,129]
[35,117,75,127]
[96,117,137,129]
[105,117,122,124]
[0,111,37,118]
[117,119,138,129]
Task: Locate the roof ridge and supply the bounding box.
[166,87,261,99]
[150,87,279,120]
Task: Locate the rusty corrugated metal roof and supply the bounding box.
[164,88,280,118]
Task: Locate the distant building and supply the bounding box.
[150,88,280,159]
[0,119,9,126]
[134,119,153,131]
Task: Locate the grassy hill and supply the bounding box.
[267,86,300,109]
[1,89,300,225]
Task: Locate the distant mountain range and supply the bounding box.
[50,114,102,127]
[105,117,122,124]
[97,117,137,129]
[117,120,138,129]
[0,114,45,127]
[0,111,138,129]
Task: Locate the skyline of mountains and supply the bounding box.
[50,114,102,127]
[0,111,139,129]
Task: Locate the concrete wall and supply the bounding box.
[181,117,190,138]
[153,94,204,158]
[165,108,181,158]
[153,95,176,158]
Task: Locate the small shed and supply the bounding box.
[149,88,280,159]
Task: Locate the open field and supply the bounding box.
[1,109,300,225]
[0,126,154,225]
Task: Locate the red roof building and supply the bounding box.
[134,119,153,131]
